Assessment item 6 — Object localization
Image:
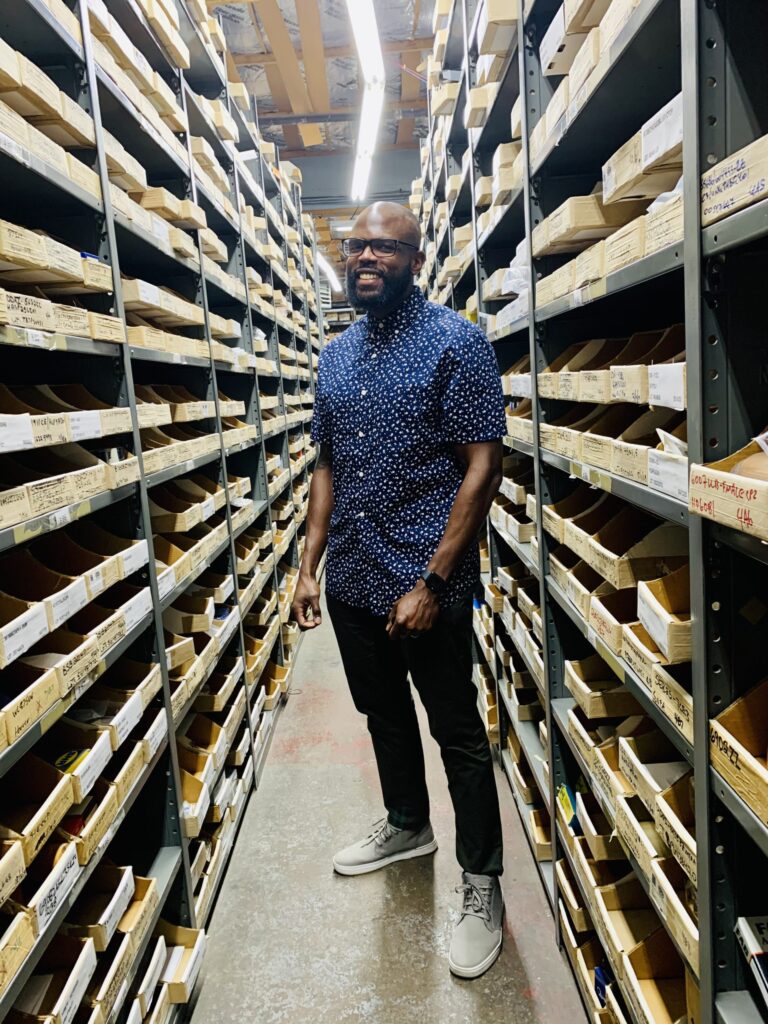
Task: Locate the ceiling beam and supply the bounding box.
[250,0,323,147]
[280,142,419,158]
[232,37,433,66]
[246,6,302,149]
[397,51,422,145]
[295,0,330,113]
[259,99,427,123]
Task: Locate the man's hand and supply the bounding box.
[292,573,322,630]
[386,581,439,639]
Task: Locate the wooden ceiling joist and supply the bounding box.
[251,0,323,147]
[232,36,434,67]
[397,50,422,145]
[295,0,330,113]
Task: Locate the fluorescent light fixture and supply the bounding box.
[317,251,342,293]
[346,0,385,85]
[345,0,385,201]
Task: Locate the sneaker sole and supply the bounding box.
[448,931,503,980]
[333,838,438,877]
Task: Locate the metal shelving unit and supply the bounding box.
[420,0,768,1021]
[0,1,322,1020]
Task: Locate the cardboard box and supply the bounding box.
[689,441,768,540]
[599,0,636,53]
[585,507,689,590]
[0,910,35,999]
[614,794,668,880]
[702,132,768,226]
[540,6,588,76]
[588,588,638,656]
[13,934,97,1024]
[535,194,646,257]
[594,873,661,980]
[57,777,118,866]
[0,754,73,864]
[478,0,517,55]
[642,93,683,172]
[619,732,689,818]
[621,929,687,1024]
[637,563,691,663]
[612,408,685,484]
[155,921,206,1003]
[61,864,134,951]
[649,856,699,973]
[564,655,638,718]
[710,678,768,826]
[652,662,693,746]
[622,622,666,690]
[610,324,685,404]
[576,790,623,860]
[604,216,646,274]
[655,774,697,886]
[603,132,681,205]
[567,560,616,622]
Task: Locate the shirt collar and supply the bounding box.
[362,287,426,339]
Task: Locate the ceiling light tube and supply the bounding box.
[317,251,342,292]
[345,0,385,85]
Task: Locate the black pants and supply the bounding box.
[327,592,504,876]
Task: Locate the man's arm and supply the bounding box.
[386,439,503,638]
[292,444,334,629]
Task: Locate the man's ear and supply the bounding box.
[411,249,426,273]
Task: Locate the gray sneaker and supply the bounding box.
[333,819,437,876]
[448,872,504,978]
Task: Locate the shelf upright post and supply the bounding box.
[176,77,264,783]
[77,0,197,927]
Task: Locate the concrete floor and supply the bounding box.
[191,596,582,1024]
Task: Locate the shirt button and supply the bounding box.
[361,389,367,396]
[358,470,364,477]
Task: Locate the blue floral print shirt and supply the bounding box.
[311,288,506,615]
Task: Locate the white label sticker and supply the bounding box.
[648,451,689,503]
[145,711,167,757]
[48,506,73,529]
[1,601,49,664]
[123,589,152,631]
[26,329,47,348]
[0,414,34,453]
[122,539,149,577]
[34,842,79,932]
[49,576,89,628]
[75,733,111,798]
[68,409,102,442]
[157,570,175,599]
[201,497,216,520]
[648,362,686,411]
[138,281,160,305]
[113,691,143,745]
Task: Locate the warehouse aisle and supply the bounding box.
[191,596,582,1024]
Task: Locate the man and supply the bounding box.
[291,201,506,979]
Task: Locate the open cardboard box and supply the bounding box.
[67,524,147,582]
[542,484,602,543]
[117,875,160,954]
[155,921,206,1004]
[540,404,601,461]
[38,719,112,802]
[612,408,685,485]
[565,655,639,719]
[0,753,73,865]
[134,936,167,1018]
[581,405,642,470]
[100,740,145,806]
[0,659,63,747]
[0,908,35,999]
[8,839,79,936]
[549,545,580,591]
[180,769,210,838]
[11,934,97,1024]
[510,757,537,805]
[589,588,639,656]
[637,564,691,664]
[610,326,685,404]
[621,927,687,1024]
[56,777,118,864]
[574,937,613,1023]
[566,561,616,623]
[570,835,631,919]
[586,507,688,589]
[649,856,699,974]
[653,662,693,746]
[593,872,662,981]
[195,656,243,713]
[178,714,227,772]
[576,791,624,860]
[83,926,133,1020]
[534,194,645,257]
[564,494,623,562]
[162,595,214,635]
[2,548,90,633]
[614,794,668,880]
[556,859,592,933]
[61,863,134,952]
[655,774,697,886]
[227,722,251,767]
[567,704,624,772]
[593,733,638,809]
[622,622,667,690]
[619,732,689,818]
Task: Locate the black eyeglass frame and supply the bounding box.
[341,237,420,258]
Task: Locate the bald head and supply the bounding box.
[353,202,422,250]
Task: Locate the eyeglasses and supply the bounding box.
[341,237,419,258]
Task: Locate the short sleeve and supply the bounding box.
[310,350,332,445]
[439,326,506,443]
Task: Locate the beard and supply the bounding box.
[346,262,413,312]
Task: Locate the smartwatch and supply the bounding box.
[420,569,448,597]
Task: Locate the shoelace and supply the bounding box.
[366,818,401,847]
[456,880,493,923]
